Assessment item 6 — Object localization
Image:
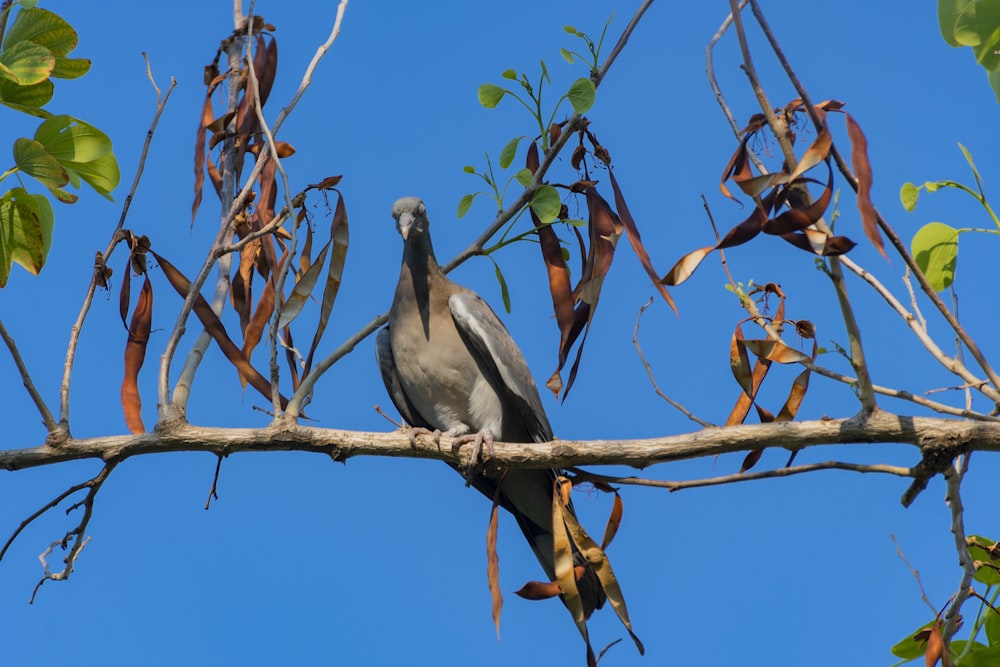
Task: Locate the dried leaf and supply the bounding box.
[151,250,289,409]
[551,478,585,625]
[730,326,753,396]
[741,339,810,364]
[304,193,349,376]
[121,275,152,434]
[514,580,563,600]
[241,276,275,385]
[740,449,763,473]
[487,501,503,638]
[776,367,811,421]
[607,168,677,314]
[845,113,884,257]
[308,175,343,190]
[787,128,832,181]
[600,493,623,550]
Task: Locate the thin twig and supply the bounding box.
[942,462,976,642]
[632,298,712,427]
[567,459,915,492]
[60,71,176,429]
[204,454,224,510]
[22,462,117,602]
[891,533,940,617]
[0,320,57,433]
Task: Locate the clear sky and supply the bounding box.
[2,1,998,665]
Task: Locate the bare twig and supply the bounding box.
[0,320,57,433]
[942,462,976,642]
[60,70,176,430]
[15,462,118,602]
[204,455,224,510]
[568,459,915,492]
[632,298,712,427]
[891,533,940,618]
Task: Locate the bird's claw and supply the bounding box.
[405,426,442,448]
[451,430,495,485]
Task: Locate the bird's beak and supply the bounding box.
[397,212,414,241]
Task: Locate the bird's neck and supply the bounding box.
[398,230,444,338]
[401,230,441,278]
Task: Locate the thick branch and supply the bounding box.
[2,412,996,473]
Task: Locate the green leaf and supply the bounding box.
[911,221,959,292]
[560,246,570,263]
[939,0,981,46]
[530,184,561,223]
[566,77,596,114]
[514,168,533,187]
[990,68,1000,103]
[0,77,52,116]
[0,40,54,85]
[501,68,517,80]
[13,137,67,188]
[462,165,476,174]
[969,535,1000,586]
[986,601,1000,646]
[925,180,942,193]
[62,151,120,200]
[540,59,550,84]
[50,56,90,80]
[17,0,39,9]
[559,48,574,64]
[4,8,79,56]
[565,218,586,227]
[457,193,476,219]
[499,136,523,169]
[563,25,578,35]
[0,186,53,286]
[961,643,1000,667]
[34,114,112,163]
[957,142,985,191]
[478,83,506,108]
[494,262,511,313]
[890,621,934,659]
[900,182,920,211]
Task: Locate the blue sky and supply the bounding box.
[2,1,998,665]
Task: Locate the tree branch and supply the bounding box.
[1,412,995,474]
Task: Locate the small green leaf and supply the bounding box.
[457,193,476,219]
[17,0,40,9]
[0,77,52,116]
[890,621,934,659]
[499,136,523,170]
[563,25,578,35]
[969,535,1000,586]
[530,184,561,223]
[925,181,942,193]
[911,221,959,292]
[494,263,512,313]
[957,142,985,190]
[4,8,79,56]
[13,137,67,188]
[560,247,570,263]
[478,83,506,108]
[559,48,574,64]
[567,77,596,114]
[0,187,53,285]
[565,218,586,227]
[514,168,533,187]
[62,151,120,200]
[50,56,90,80]
[987,599,1000,646]
[501,68,517,80]
[34,115,112,163]
[462,165,475,174]
[900,182,919,211]
[0,40,54,85]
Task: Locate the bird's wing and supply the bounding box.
[448,291,553,443]
[375,326,432,430]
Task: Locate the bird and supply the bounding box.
[376,195,605,619]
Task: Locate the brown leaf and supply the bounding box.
[730,326,754,397]
[549,122,561,146]
[308,175,342,190]
[600,493,623,550]
[151,250,289,410]
[121,275,152,434]
[764,161,833,236]
[776,367,811,421]
[551,478,585,625]
[304,193,350,376]
[741,339,810,364]
[487,501,503,637]
[787,128,832,181]
[241,276,275,385]
[924,621,944,667]
[740,449,763,473]
[720,135,755,201]
[274,141,295,158]
[607,168,677,315]
[514,580,562,601]
[845,113,884,257]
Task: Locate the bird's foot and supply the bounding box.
[451,430,495,485]
[405,426,442,448]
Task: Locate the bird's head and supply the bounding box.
[391,196,428,241]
